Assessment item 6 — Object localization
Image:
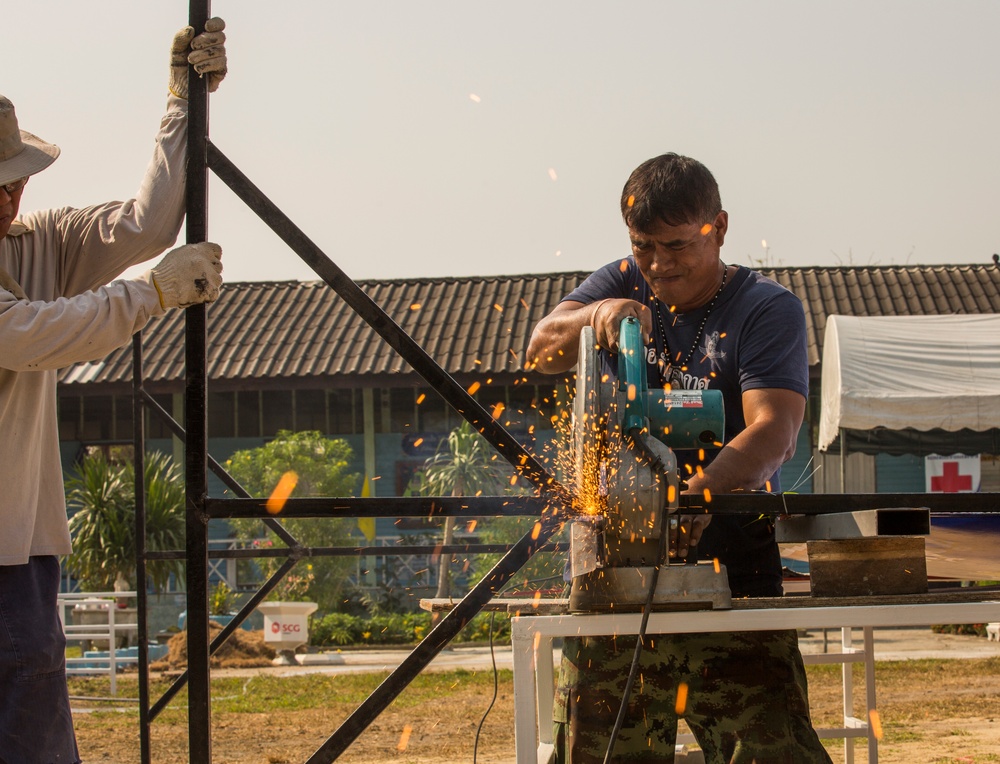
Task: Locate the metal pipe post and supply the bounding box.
[132,335,152,764]
[184,1,212,761]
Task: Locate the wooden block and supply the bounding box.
[806,537,927,597]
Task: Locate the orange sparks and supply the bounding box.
[416,393,426,405]
[469,93,481,103]
[869,709,883,740]
[493,303,503,313]
[492,402,505,419]
[674,682,689,714]
[619,259,629,272]
[467,519,478,533]
[531,521,542,540]
[410,303,422,311]
[703,488,712,502]
[700,223,712,235]
[397,725,413,751]
[713,557,721,574]
[266,471,298,515]
[532,590,542,608]
[467,381,481,395]
[548,167,558,181]
[626,195,635,207]
[413,438,424,448]
[510,474,518,486]
[520,298,529,309]
[627,383,637,401]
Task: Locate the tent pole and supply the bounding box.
[840,428,846,494]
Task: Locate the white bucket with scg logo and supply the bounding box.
[257,601,318,652]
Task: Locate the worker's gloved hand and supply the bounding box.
[149,242,223,309]
[169,17,228,99]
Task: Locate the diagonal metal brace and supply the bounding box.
[207,140,566,497]
[304,505,568,763]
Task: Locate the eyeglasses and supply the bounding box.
[2,177,27,195]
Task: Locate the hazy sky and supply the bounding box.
[8,1,999,284]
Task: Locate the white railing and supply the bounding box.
[57,591,138,695]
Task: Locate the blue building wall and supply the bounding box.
[875,452,925,492]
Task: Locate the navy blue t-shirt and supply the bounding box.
[564,259,809,596]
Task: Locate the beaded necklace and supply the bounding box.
[654,263,728,388]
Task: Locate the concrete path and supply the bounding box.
[215,626,1000,678]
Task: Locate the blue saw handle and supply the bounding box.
[618,316,648,431]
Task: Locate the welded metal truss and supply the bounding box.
[125,4,1000,763]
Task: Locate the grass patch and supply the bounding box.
[881,728,923,743]
[68,668,513,715]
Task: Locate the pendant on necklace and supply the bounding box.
[664,364,686,389]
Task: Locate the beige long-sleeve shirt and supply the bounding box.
[0,96,189,565]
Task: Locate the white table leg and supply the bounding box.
[512,618,540,764]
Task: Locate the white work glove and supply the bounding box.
[169,17,228,100]
[149,242,223,309]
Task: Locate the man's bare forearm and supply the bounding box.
[524,301,591,373]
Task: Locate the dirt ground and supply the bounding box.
[72,654,1000,763]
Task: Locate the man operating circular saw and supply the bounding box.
[525,153,832,763]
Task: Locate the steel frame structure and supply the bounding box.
[123,4,1000,762]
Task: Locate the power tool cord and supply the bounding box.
[472,611,499,764]
[602,428,673,764]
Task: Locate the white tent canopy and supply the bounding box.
[818,314,1000,452]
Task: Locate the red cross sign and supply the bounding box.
[925,454,980,493]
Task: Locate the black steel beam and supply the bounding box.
[203,492,1000,521]
[144,542,568,561]
[206,494,552,519]
[132,335,152,764]
[184,2,212,761]
[680,492,1000,515]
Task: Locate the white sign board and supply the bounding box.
[925,453,981,493]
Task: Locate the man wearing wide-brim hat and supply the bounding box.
[0,19,228,763]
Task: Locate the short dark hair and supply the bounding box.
[620,153,722,232]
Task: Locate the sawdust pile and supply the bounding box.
[152,621,276,670]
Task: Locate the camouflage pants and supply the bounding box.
[553,629,833,764]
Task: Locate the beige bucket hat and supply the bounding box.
[0,95,60,187]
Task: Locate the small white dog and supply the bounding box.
[987,622,1000,642]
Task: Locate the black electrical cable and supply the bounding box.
[472,611,499,764]
[602,429,673,764]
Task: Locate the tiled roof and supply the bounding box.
[58,263,1000,388]
[58,272,592,388]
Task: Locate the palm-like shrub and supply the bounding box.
[413,422,510,599]
[66,451,185,592]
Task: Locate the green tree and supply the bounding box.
[226,430,360,611]
[414,421,510,600]
[66,451,185,592]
